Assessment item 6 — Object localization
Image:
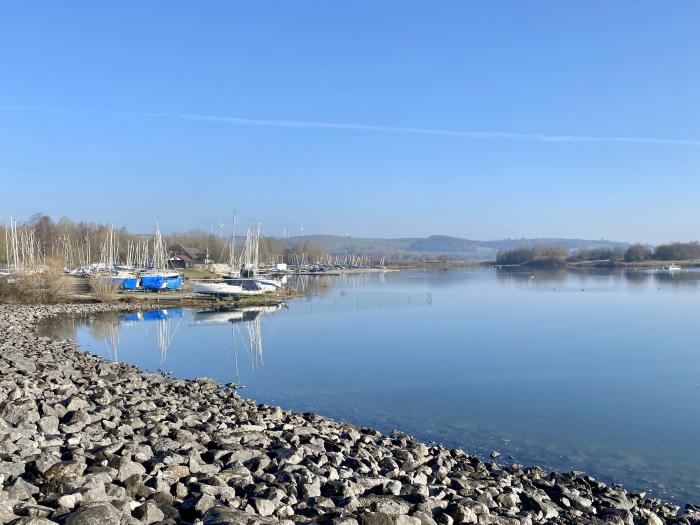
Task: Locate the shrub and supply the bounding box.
[89,275,119,302]
[0,264,69,304]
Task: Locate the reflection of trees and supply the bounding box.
[654,271,700,287]
[495,267,569,284]
[88,311,120,340]
[38,312,122,361]
[86,312,122,361]
[38,314,82,340]
[289,275,334,297]
[623,270,652,286]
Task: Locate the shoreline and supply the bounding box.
[1,303,698,524]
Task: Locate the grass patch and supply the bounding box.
[88,276,119,302]
[0,263,70,304]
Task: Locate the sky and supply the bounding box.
[0,2,699,243]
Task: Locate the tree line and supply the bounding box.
[496,242,700,266]
[0,214,327,268]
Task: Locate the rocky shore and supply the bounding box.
[1,304,698,525]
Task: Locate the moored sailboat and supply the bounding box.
[141,223,183,291]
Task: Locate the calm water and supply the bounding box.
[41,268,700,503]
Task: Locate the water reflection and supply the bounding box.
[495,266,700,289]
[40,306,278,375]
[653,269,700,287]
[192,305,284,381]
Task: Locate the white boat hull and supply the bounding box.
[255,275,287,292]
[193,281,264,296]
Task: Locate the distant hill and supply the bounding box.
[285,234,628,262]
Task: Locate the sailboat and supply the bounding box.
[240,224,287,291]
[140,223,183,291]
[193,218,266,297]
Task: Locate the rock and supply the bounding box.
[161,464,189,480]
[447,504,477,524]
[370,497,411,515]
[132,501,165,524]
[0,400,39,426]
[642,510,664,525]
[7,518,55,525]
[0,502,17,524]
[383,480,402,496]
[252,498,276,517]
[412,510,438,525]
[57,493,83,510]
[523,494,559,520]
[181,494,216,519]
[37,416,59,434]
[203,506,279,524]
[6,478,40,501]
[63,502,122,524]
[109,456,147,482]
[64,397,89,412]
[44,460,86,480]
[497,493,519,509]
[362,513,422,525]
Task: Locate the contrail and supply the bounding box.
[2,104,699,146]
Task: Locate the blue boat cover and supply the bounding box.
[121,277,139,290]
[141,274,183,291]
[166,276,183,290]
[141,275,166,290]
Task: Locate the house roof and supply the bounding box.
[170,243,205,259]
[169,254,192,262]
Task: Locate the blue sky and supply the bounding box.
[1,2,699,243]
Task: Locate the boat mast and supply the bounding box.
[229,213,237,273]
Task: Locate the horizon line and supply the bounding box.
[2,105,700,146]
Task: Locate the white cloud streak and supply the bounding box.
[2,105,700,146]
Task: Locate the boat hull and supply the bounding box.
[193,281,264,297]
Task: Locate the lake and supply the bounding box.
[40,268,700,504]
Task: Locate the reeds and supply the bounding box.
[88,275,119,302]
[0,260,69,304]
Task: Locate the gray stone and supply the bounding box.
[64,502,122,525]
[5,478,39,501]
[447,505,477,524]
[369,497,411,516]
[362,513,422,525]
[252,498,276,517]
[131,501,165,524]
[109,456,147,482]
[497,493,519,508]
[0,401,39,426]
[57,493,83,510]
[203,506,279,524]
[181,493,216,519]
[642,510,664,525]
[44,460,86,480]
[412,510,438,525]
[7,518,55,525]
[37,416,59,434]
[0,502,17,524]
